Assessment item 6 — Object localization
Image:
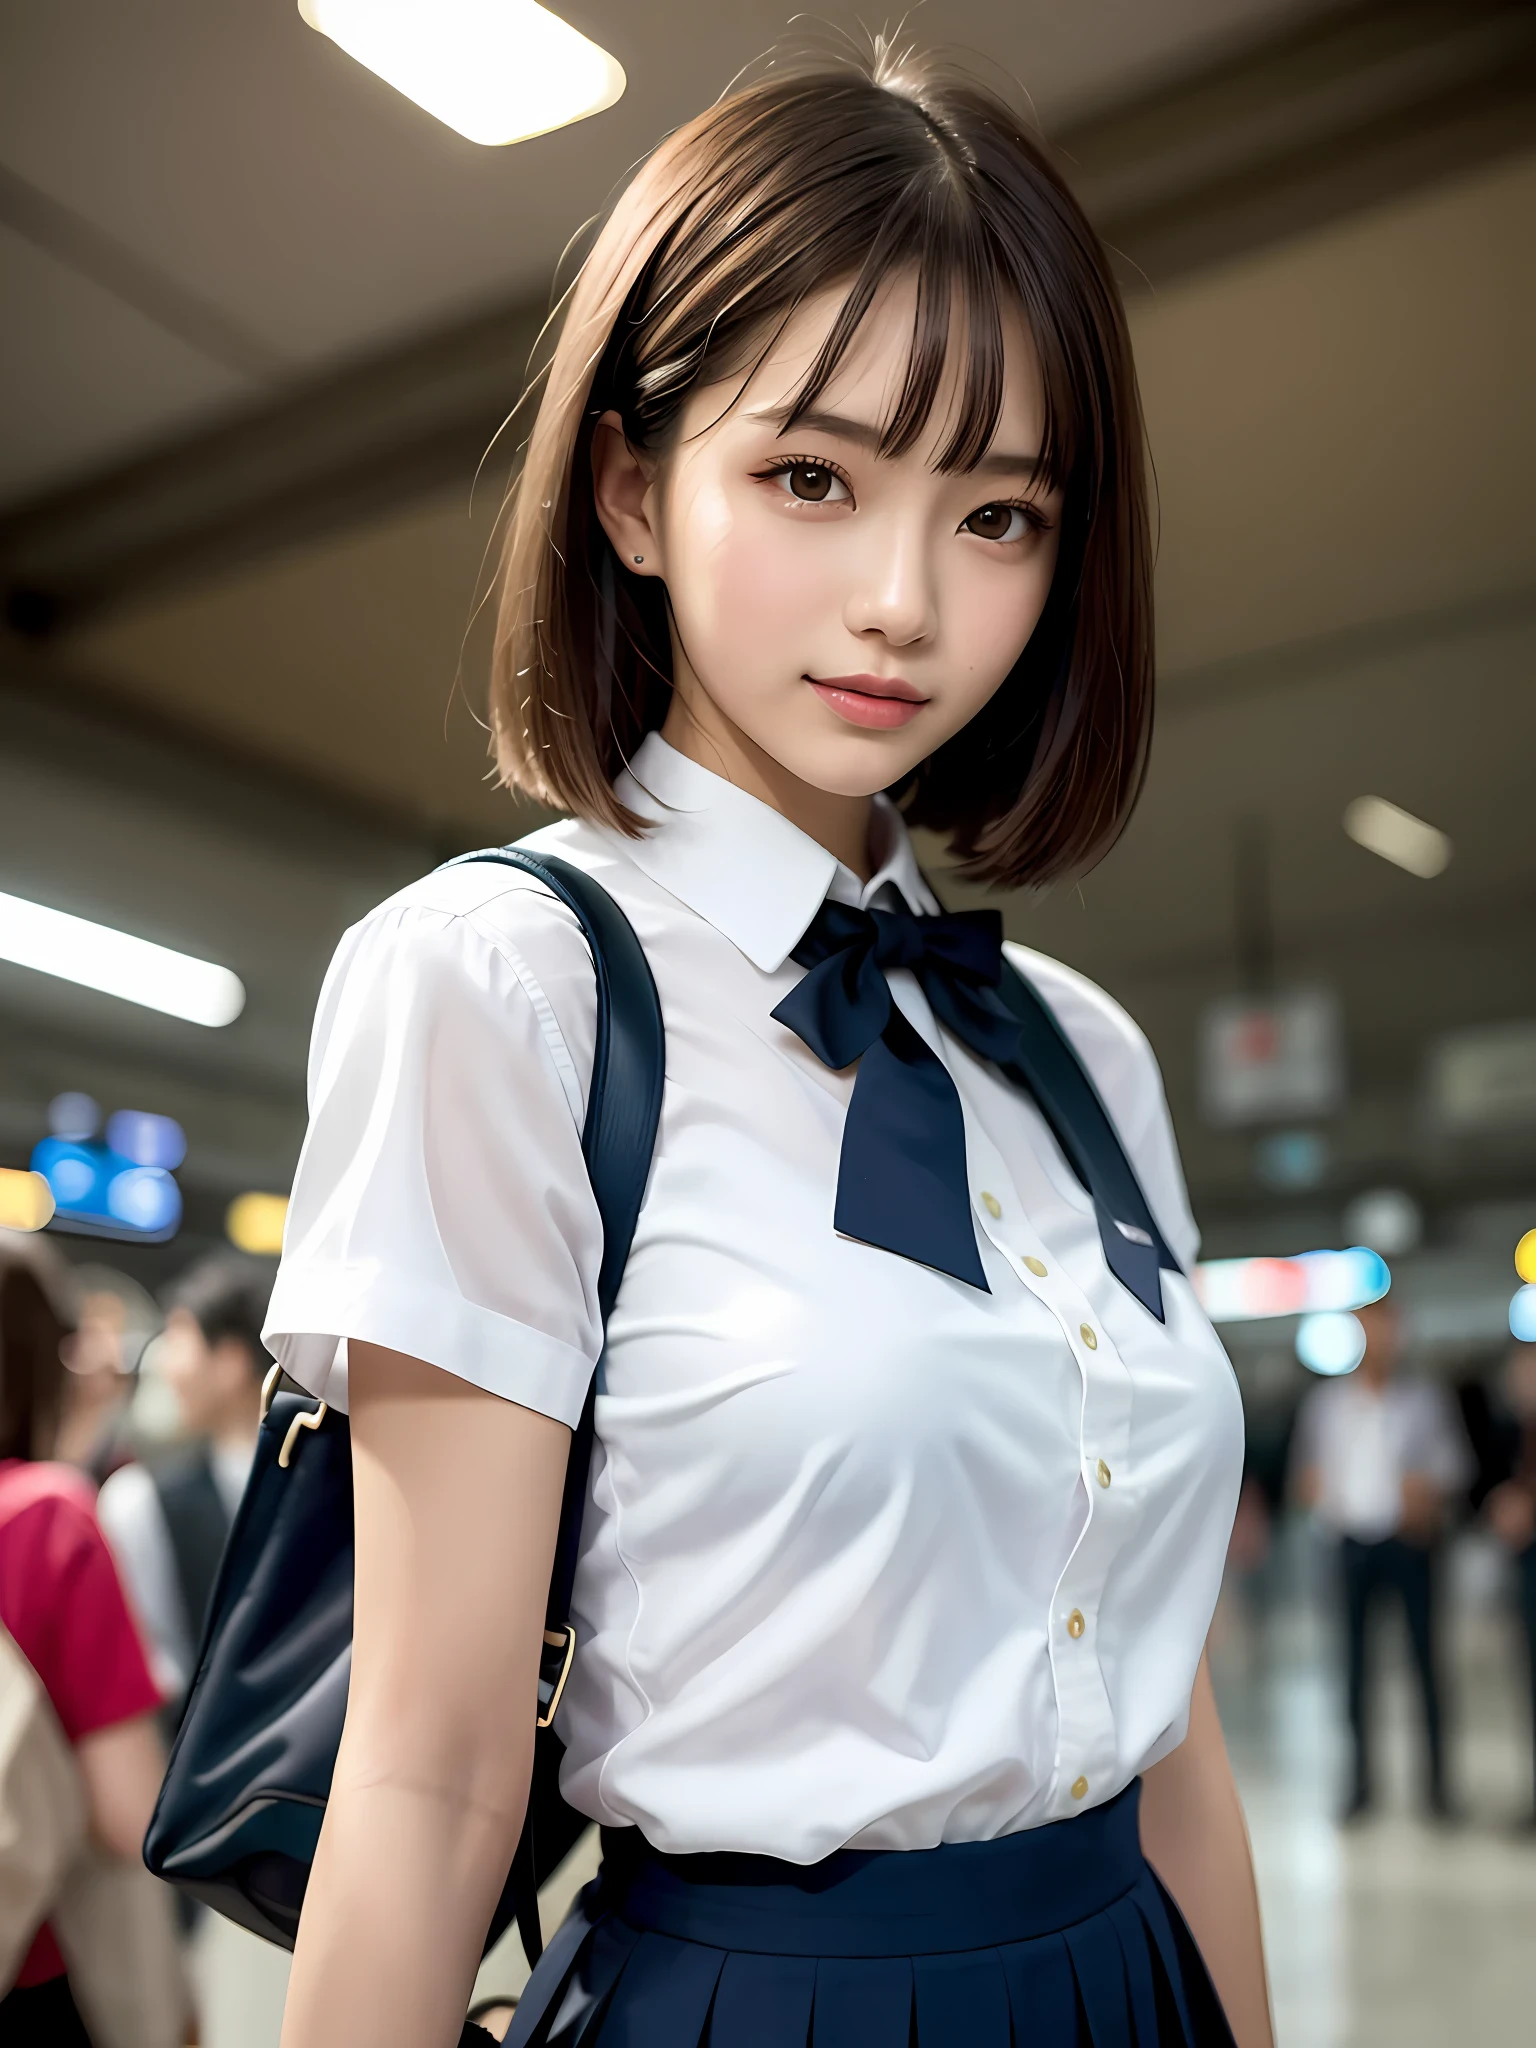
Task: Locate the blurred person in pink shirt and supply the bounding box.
[0,1234,164,2046]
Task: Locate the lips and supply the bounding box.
[807,673,929,731]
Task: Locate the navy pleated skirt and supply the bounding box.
[504,1782,1235,2047]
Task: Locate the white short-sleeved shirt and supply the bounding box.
[266,733,1244,1861]
[1296,1377,1469,1541]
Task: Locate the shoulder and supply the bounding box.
[1003,944,1157,1106]
[1002,941,1200,1268]
[326,815,660,994]
[313,822,620,1067]
[1003,940,1168,1165]
[339,824,597,977]
[0,1461,114,1608]
[95,1459,165,1542]
[0,1458,98,1540]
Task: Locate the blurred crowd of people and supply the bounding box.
[5,1223,1536,2046]
[1235,1299,1536,1830]
[0,1231,273,2047]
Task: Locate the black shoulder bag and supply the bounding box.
[143,851,665,1970]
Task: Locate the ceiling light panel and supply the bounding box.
[1342,794,1451,878]
[299,0,626,147]
[0,890,245,1027]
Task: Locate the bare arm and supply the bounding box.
[1140,1652,1273,2048]
[280,1343,569,2048]
[75,1712,164,1861]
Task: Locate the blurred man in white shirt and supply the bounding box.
[1293,1299,1468,1820]
[99,1257,270,1714]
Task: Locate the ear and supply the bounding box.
[590,409,663,577]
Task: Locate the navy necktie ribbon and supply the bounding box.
[771,898,1176,1319]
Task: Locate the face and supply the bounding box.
[593,275,1063,811]
[158,1306,252,1437]
[1355,1300,1400,1380]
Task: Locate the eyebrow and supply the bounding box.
[747,405,1046,481]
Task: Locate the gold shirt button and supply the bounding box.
[1067,1608,1086,1639]
[1071,1775,1089,1801]
[1096,1459,1112,1489]
[981,1191,1002,1218]
[1023,1255,1047,1277]
[1079,1322,1098,1350]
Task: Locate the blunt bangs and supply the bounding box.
[491,42,1152,891]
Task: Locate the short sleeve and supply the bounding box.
[1004,943,1202,1270]
[263,867,605,1427]
[0,1479,161,1741]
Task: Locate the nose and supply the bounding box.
[842,521,937,649]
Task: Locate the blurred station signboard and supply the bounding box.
[1198,988,1344,1127]
[1426,1020,1536,1132]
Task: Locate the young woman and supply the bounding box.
[267,44,1271,2048]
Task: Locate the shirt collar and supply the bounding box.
[613,733,939,972]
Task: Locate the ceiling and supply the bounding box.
[1,0,1534,1302]
[0,0,1331,509]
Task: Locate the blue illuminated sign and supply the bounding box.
[31,1103,186,1242]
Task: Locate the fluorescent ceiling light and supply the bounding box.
[0,890,245,1027]
[1194,1247,1389,1323]
[1343,794,1451,878]
[227,1192,290,1257]
[299,0,625,146]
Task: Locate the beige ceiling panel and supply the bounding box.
[1138,149,1536,676]
[0,223,250,503]
[0,1,1320,378]
[69,485,514,838]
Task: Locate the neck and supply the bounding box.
[210,1401,260,1457]
[660,674,875,880]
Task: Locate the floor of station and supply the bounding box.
[188,1530,1536,2047]
[1213,1529,1536,2048]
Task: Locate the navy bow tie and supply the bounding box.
[771,897,1174,1317]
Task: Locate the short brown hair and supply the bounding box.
[0,1234,74,1462]
[491,41,1152,889]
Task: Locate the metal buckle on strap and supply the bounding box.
[278,1401,328,1469]
[536,1625,577,1730]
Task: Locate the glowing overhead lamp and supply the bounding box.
[0,891,244,1026]
[0,1169,55,1233]
[1296,1311,1367,1376]
[298,0,625,146]
[1343,795,1451,879]
[1193,1247,1389,1324]
[227,1193,290,1258]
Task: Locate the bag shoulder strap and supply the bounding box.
[442,847,665,1676]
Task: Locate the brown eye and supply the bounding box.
[964,503,1026,542]
[788,463,835,502]
[764,458,852,508]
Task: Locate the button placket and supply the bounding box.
[959,1097,1136,1819]
[1051,1303,1136,1818]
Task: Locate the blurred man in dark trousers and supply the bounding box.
[1292,1299,1469,1820]
[98,1256,271,1719]
[1475,1341,1536,1828]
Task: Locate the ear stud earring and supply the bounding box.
[632,554,644,564]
